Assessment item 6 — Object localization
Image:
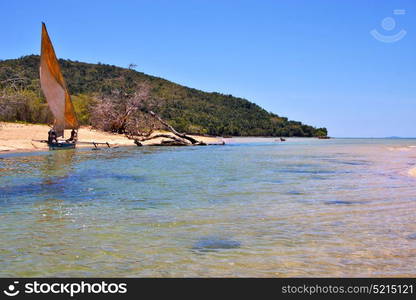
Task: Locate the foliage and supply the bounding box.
[71,94,94,125]
[0,89,51,123]
[0,55,328,137]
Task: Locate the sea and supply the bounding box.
[1,138,416,277]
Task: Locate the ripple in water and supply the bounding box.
[1,138,416,276]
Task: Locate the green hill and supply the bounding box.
[0,55,327,137]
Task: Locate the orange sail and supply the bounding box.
[40,22,78,137]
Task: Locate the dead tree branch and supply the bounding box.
[147,111,202,145]
[91,83,206,146]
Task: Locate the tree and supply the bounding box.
[0,56,328,137]
[128,63,137,70]
[91,83,205,146]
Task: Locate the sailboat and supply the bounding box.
[40,22,79,150]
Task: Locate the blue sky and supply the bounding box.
[1,0,415,137]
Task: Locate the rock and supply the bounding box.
[406,233,416,240]
[324,200,365,205]
[192,237,241,252]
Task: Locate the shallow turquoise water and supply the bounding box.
[1,138,416,277]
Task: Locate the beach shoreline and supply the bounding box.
[2,122,416,180]
[0,122,223,154]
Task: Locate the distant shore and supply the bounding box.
[0,122,223,154]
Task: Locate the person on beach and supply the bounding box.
[47,129,57,144]
[67,129,77,143]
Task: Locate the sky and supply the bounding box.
[0,0,415,137]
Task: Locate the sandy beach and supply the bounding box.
[0,122,223,153]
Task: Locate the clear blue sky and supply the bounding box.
[1,0,415,137]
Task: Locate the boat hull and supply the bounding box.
[48,142,76,150]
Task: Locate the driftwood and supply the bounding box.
[130,111,207,146]
[135,134,190,146]
[148,111,201,145]
[91,84,211,147]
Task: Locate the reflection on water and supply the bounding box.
[1,138,416,277]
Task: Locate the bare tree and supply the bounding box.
[91,82,155,133]
[0,78,26,91]
[91,82,205,146]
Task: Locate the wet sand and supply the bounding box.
[0,122,223,153]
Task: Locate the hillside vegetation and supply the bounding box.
[0,55,327,137]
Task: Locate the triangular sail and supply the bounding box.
[40,22,78,137]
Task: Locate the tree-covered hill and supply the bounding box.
[0,55,327,137]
